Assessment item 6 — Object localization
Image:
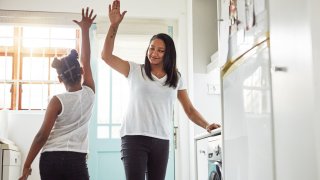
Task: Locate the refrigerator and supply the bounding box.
[220,0,275,179]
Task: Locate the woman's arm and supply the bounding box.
[178,90,221,132]
[73,7,97,92]
[19,96,61,180]
[101,0,130,77]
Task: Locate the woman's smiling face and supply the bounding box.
[147,38,166,65]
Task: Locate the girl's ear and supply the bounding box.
[80,67,84,75]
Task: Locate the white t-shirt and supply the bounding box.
[42,85,95,153]
[120,62,186,140]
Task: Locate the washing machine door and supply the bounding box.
[208,161,222,180]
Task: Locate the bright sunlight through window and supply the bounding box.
[0,25,79,110]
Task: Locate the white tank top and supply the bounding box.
[42,85,95,153]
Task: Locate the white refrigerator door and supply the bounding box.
[222,41,274,180]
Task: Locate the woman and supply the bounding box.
[19,7,96,180]
[101,1,221,179]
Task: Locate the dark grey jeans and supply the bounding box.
[121,135,169,180]
[39,151,89,180]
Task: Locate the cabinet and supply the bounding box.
[195,128,222,180]
[0,143,21,180]
[195,137,208,180]
[192,0,218,73]
[192,0,231,73]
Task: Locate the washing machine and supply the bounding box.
[207,135,222,180]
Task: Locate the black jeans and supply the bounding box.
[121,135,170,180]
[39,151,89,180]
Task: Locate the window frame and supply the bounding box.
[0,26,80,110]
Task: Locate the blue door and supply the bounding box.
[88,33,175,180]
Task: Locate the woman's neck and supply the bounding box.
[151,68,166,79]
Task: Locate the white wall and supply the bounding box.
[7,111,45,180]
[0,110,9,139]
[0,0,185,20]
[269,0,320,179]
[192,0,218,73]
[193,71,222,135]
[310,0,320,178]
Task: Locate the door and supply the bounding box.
[88,33,175,180]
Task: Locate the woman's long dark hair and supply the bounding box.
[143,33,179,88]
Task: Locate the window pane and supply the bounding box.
[111,126,121,139]
[21,84,48,109]
[0,56,13,80]
[0,38,14,47]
[111,71,128,124]
[97,126,109,139]
[49,84,65,97]
[23,27,50,48]
[0,26,14,46]
[114,35,150,64]
[51,28,77,48]
[49,57,60,81]
[97,63,111,124]
[51,28,76,39]
[51,39,76,49]
[0,84,12,109]
[22,57,49,81]
[23,27,50,38]
[23,39,50,48]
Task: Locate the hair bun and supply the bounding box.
[51,57,62,69]
[69,49,79,60]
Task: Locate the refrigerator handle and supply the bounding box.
[272,66,288,72]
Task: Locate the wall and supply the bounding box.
[193,70,222,135]
[192,0,218,73]
[7,111,45,180]
[0,0,185,20]
[310,0,320,178]
[0,110,9,138]
[269,0,320,179]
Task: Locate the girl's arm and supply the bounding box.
[19,96,61,180]
[73,7,97,92]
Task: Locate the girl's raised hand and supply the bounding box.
[73,7,97,30]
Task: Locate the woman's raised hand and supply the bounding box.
[109,0,127,26]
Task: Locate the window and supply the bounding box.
[0,25,79,110]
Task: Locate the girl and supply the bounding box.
[19,7,96,180]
